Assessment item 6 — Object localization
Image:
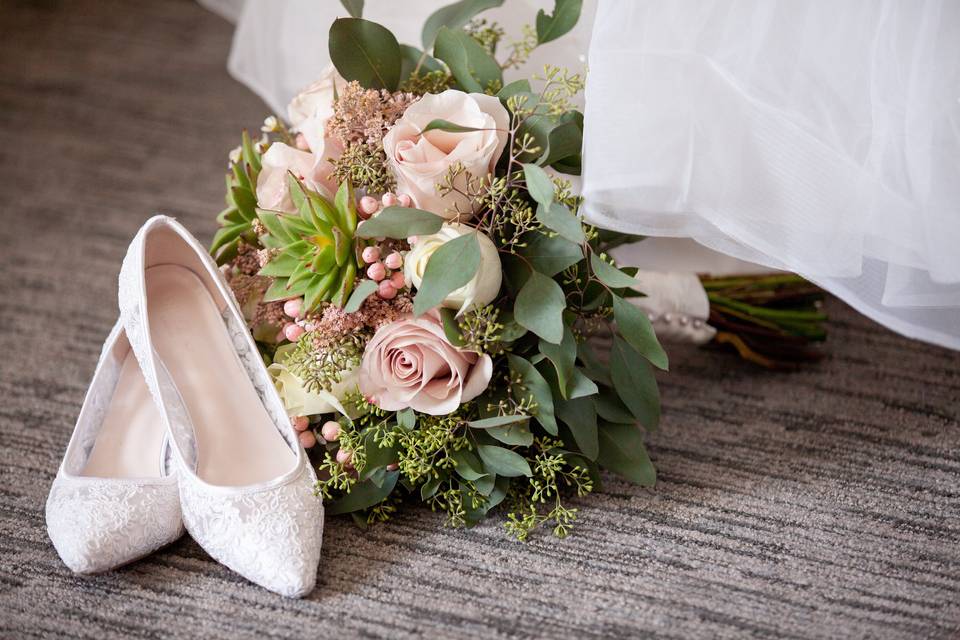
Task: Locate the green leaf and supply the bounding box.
[421,0,504,49]
[596,388,635,424]
[522,163,554,207]
[520,233,583,276]
[399,44,444,80]
[258,250,302,277]
[467,415,528,428]
[343,279,378,313]
[210,224,246,255]
[421,118,493,134]
[577,340,612,386]
[359,433,398,481]
[334,180,358,232]
[536,202,585,244]
[433,26,502,93]
[612,293,669,370]
[497,79,532,100]
[328,470,400,514]
[596,421,656,486]
[590,253,639,289]
[397,408,417,430]
[420,474,442,499]
[515,271,565,344]
[257,210,296,244]
[538,325,576,398]
[241,129,261,173]
[413,231,480,316]
[355,206,446,238]
[508,354,557,435]
[556,396,598,460]
[567,368,599,399]
[340,0,363,18]
[498,310,527,342]
[450,449,487,481]
[438,307,466,346]
[329,18,402,91]
[535,0,583,44]
[610,336,661,431]
[486,422,534,446]
[539,112,583,169]
[477,445,532,477]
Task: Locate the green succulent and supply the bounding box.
[210,130,262,265]
[258,174,359,312]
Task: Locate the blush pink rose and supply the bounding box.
[255,142,338,212]
[358,311,493,415]
[382,90,509,219]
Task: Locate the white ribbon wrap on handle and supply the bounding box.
[631,271,716,345]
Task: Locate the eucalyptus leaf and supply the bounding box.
[508,354,557,435]
[486,422,535,446]
[421,0,504,49]
[439,307,466,346]
[596,420,656,486]
[328,470,399,514]
[519,233,583,276]
[612,293,669,370]
[596,388,635,424]
[356,206,446,238]
[413,231,480,316]
[343,279,378,313]
[515,271,565,344]
[523,163,555,207]
[539,112,583,169]
[467,415,528,429]
[539,325,576,398]
[340,0,364,18]
[421,119,492,134]
[329,18,401,90]
[477,445,532,477]
[360,432,399,481]
[556,396,599,460]
[537,202,585,244]
[450,449,487,481]
[536,0,583,44]
[433,26,502,93]
[474,473,496,496]
[420,474,443,499]
[610,336,661,431]
[590,253,639,289]
[397,408,417,430]
[497,79,532,100]
[399,44,444,80]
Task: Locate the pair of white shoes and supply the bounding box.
[45,216,322,598]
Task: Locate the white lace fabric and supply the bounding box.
[45,321,183,574]
[118,215,323,598]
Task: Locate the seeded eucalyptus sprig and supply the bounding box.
[257,174,360,311]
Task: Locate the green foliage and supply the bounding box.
[535,0,583,44]
[433,26,503,93]
[210,130,262,264]
[596,421,656,486]
[331,142,396,195]
[612,293,669,370]
[356,206,446,238]
[343,279,378,313]
[340,0,363,18]
[609,336,661,431]
[514,270,565,344]
[421,0,504,49]
[412,231,481,316]
[281,333,365,394]
[329,18,402,90]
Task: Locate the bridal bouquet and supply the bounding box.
[210,1,667,539]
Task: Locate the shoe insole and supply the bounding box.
[145,264,296,486]
[81,349,166,478]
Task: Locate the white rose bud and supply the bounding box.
[404,224,502,314]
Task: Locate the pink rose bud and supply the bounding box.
[390,271,405,289]
[397,194,412,207]
[378,281,398,299]
[283,323,305,342]
[283,297,302,319]
[321,420,341,441]
[336,448,352,466]
[361,246,381,264]
[293,415,309,431]
[381,192,398,208]
[298,430,317,448]
[367,262,387,281]
[359,195,379,218]
[384,251,403,270]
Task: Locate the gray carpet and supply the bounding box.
[1,2,959,638]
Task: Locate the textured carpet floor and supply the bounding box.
[1,2,959,638]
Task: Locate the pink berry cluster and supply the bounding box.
[277,297,312,343]
[358,191,414,300]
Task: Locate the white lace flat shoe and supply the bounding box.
[118,215,322,598]
[46,321,183,574]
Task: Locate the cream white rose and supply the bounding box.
[287,65,347,154]
[383,90,509,219]
[404,224,502,314]
[256,142,337,212]
[269,343,358,418]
